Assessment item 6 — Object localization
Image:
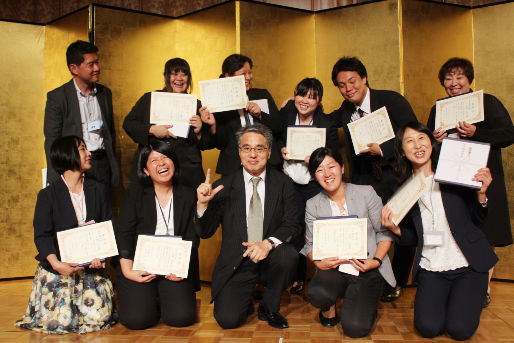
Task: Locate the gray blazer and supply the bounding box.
[301,183,396,287]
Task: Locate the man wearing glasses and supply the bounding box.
[196,123,301,330]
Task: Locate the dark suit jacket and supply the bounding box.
[428,92,514,246]
[332,88,417,201]
[123,91,209,189]
[197,167,301,300]
[44,79,119,187]
[33,177,112,274]
[115,182,201,290]
[397,183,498,281]
[213,88,282,175]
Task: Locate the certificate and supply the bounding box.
[435,90,484,130]
[435,138,490,189]
[133,235,192,278]
[248,99,269,114]
[199,75,247,113]
[312,217,367,260]
[347,106,395,155]
[149,92,197,125]
[57,221,118,264]
[286,126,326,160]
[386,173,428,225]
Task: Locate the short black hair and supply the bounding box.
[163,57,193,93]
[137,139,180,185]
[331,56,369,87]
[66,40,98,70]
[295,77,323,102]
[308,147,343,177]
[50,135,84,175]
[235,123,273,150]
[221,54,253,77]
[438,57,474,86]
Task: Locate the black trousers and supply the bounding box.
[213,243,298,329]
[414,267,488,341]
[307,268,384,338]
[116,266,196,330]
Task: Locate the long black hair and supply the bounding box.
[137,139,180,186]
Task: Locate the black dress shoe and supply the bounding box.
[381,285,401,302]
[258,304,289,329]
[290,282,304,295]
[319,310,338,327]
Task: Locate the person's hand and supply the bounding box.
[350,258,380,272]
[165,273,184,282]
[149,124,177,139]
[51,260,83,276]
[88,258,105,269]
[199,107,216,126]
[246,102,262,120]
[473,167,492,201]
[380,205,401,236]
[281,147,290,161]
[433,127,447,143]
[313,257,346,271]
[242,240,273,262]
[304,154,311,164]
[456,121,477,138]
[190,115,202,134]
[360,142,382,156]
[124,269,156,283]
[280,97,294,109]
[197,169,224,212]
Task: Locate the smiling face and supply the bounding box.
[144,150,175,185]
[443,67,471,97]
[314,155,344,194]
[336,70,368,106]
[294,89,319,120]
[228,62,253,91]
[70,52,100,85]
[168,70,189,93]
[77,141,92,172]
[401,127,433,173]
[239,132,270,177]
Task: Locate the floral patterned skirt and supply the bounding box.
[15,265,117,334]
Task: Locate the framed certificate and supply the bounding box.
[347,106,395,155]
[133,235,192,278]
[286,126,326,160]
[199,75,247,113]
[149,92,197,125]
[435,137,490,189]
[434,90,484,130]
[312,217,367,260]
[57,221,118,264]
[386,172,428,225]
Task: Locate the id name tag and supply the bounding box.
[424,232,443,247]
[88,120,101,132]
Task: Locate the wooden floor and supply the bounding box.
[1,279,514,342]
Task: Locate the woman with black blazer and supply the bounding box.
[115,140,200,330]
[15,136,116,334]
[381,122,497,340]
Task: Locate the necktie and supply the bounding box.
[358,108,366,118]
[244,110,251,126]
[247,177,263,243]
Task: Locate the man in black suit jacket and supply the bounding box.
[44,40,119,190]
[196,123,301,329]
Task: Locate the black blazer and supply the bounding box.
[397,183,498,281]
[33,177,112,274]
[123,91,210,189]
[213,88,282,175]
[197,167,301,300]
[44,79,119,187]
[115,182,201,290]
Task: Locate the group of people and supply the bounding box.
[14,39,513,340]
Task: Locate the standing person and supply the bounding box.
[123,58,209,189]
[15,136,116,334]
[427,57,514,306]
[278,77,340,295]
[200,54,282,176]
[44,40,119,193]
[330,56,418,301]
[196,124,301,329]
[381,122,497,340]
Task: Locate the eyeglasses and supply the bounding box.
[239,145,268,154]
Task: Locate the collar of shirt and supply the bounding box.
[73,79,97,97]
[356,87,371,115]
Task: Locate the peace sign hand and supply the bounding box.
[197,168,224,212]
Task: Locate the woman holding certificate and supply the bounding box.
[380,122,497,340]
[123,57,209,189]
[301,147,396,338]
[427,57,513,306]
[15,136,116,334]
[115,140,199,330]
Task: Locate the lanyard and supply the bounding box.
[156,195,172,233]
[61,175,85,224]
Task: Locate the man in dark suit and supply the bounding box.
[44,40,119,191]
[196,123,300,329]
[330,57,418,301]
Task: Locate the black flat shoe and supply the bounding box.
[319,310,338,327]
[290,282,304,295]
[381,285,401,302]
[258,304,289,329]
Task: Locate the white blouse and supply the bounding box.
[154,194,174,236]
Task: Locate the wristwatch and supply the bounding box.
[479,197,488,208]
[266,238,276,250]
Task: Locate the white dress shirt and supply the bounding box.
[73,79,104,151]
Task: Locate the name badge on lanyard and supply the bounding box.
[424,232,444,247]
[88,120,102,132]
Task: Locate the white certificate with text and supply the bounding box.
[386,172,428,225]
[57,221,118,264]
[199,75,247,113]
[312,217,367,260]
[286,126,326,160]
[150,92,197,125]
[133,235,192,278]
[435,138,490,189]
[435,90,484,130]
[347,106,395,155]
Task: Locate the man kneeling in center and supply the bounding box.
[196,123,301,329]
